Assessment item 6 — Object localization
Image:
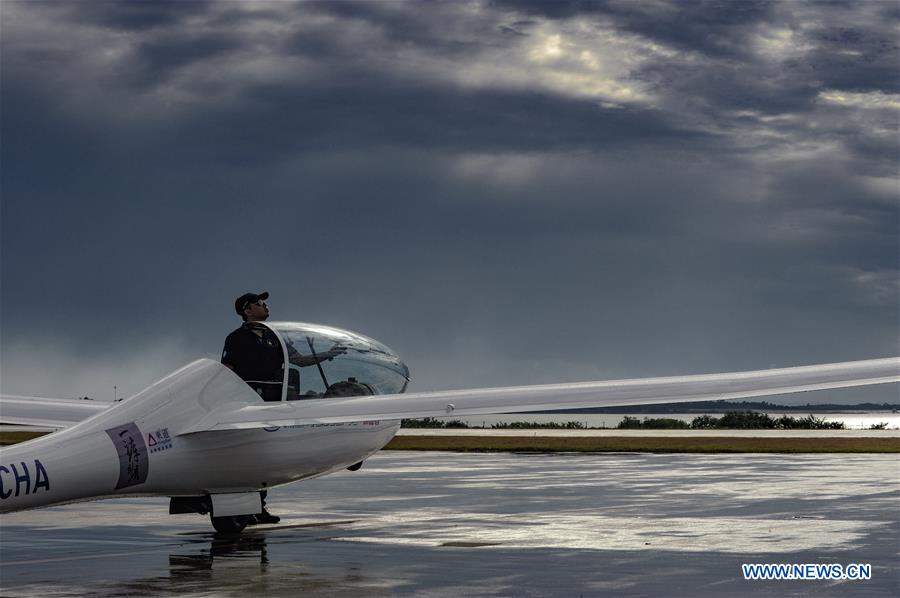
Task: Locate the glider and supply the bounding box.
[1,321,897,532]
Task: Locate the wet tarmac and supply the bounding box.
[1,451,898,596]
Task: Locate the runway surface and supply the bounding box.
[1,452,898,596]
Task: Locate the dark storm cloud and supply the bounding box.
[805,15,900,93]
[638,59,821,116]
[0,3,705,159]
[205,86,706,158]
[1,48,709,178]
[1,0,897,403]
[60,0,216,31]
[294,0,484,58]
[131,33,243,85]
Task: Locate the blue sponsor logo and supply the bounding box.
[0,459,50,499]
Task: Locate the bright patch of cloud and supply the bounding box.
[503,20,654,103]
[819,91,900,111]
[753,26,813,62]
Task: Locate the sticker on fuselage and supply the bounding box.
[148,427,173,453]
[106,423,149,489]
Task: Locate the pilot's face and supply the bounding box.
[244,300,269,322]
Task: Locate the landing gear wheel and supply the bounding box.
[210,515,248,534]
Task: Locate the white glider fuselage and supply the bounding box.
[0,359,400,513]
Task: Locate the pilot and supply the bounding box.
[221,291,282,526]
[221,291,283,402]
[221,291,348,526]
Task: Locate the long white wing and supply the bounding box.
[182,357,900,433]
[0,395,112,429]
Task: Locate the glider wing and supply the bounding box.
[181,357,900,433]
[0,395,113,430]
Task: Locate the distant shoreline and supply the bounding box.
[531,401,899,414]
[387,434,900,453]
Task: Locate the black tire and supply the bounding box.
[210,515,248,534]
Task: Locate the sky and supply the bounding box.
[1,0,898,405]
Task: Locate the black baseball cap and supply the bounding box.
[235,291,269,315]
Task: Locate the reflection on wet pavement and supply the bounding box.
[1,452,898,596]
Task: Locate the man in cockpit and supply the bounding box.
[221,291,283,402]
[221,291,283,526]
[222,291,347,400]
[221,291,348,526]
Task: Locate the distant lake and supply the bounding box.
[434,412,900,430]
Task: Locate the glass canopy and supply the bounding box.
[261,321,409,401]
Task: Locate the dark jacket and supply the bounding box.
[222,323,283,397]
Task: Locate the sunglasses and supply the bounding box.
[243,299,268,310]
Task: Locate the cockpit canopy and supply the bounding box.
[244,321,409,401]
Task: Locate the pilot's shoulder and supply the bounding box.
[223,326,248,343]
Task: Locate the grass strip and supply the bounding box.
[386,435,900,453]
[0,431,47,446]
[4,431,897,453]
